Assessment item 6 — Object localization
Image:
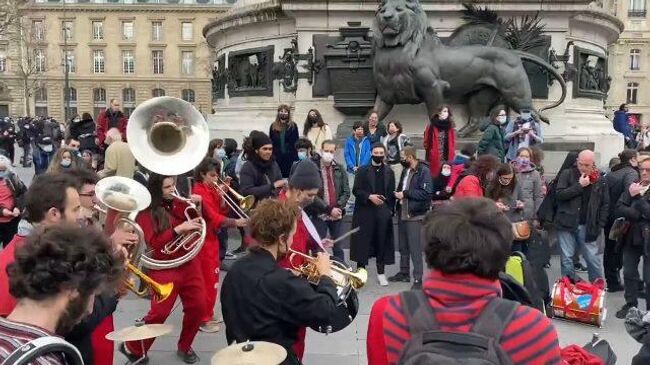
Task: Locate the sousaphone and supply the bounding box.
[126,96,209,270]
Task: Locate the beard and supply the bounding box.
[56,294,92,335]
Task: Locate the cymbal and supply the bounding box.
[211,341,287,365]
[106,324,173,341]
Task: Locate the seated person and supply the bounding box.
[366,198,562,365]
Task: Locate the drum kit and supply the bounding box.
[106,324,288,365]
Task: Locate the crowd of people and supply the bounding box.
[0,98,647,365]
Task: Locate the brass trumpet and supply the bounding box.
[212,178,255,219]
[124,262,173,302]
[288,248,367,290]
[95,176,175,302]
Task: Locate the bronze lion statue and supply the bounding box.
[372,0,566,134]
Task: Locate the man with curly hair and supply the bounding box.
[0,224,124,364]
[220,199,339,365]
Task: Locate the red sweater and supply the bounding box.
[276,191,308,269]
[135,198,195,261]
[0,234,26,316]
[367,270,561,365]
[96,109,128,147]
[452,175,484,199]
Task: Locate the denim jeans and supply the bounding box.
[313,217,344,262]
[557,225,604,282]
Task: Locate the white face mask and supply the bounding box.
[439,111,449,120]
[441,168,451,177]
[321,152,334,163]
[497,116,507,125]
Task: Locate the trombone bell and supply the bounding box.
[126,263,174,302]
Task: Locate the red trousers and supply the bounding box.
[125,259,206,355]
[91,316,114,365]
[198,239,220,323]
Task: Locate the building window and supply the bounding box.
[31,20,44,41]
[0,52,6,72]
[34,49,46,72]
[152,50,164,74]
[181,22,193,41]
[182,89,195,103]
[152,88,165,97]
[93,88,106,119]
[151,21,162,41]
[122,21,134,40]
[122,50,135,74]
[92,21,104,40]
[63,50,75,73]
[65,87,78,118]
[34,87,47,117]
[93,50,105,73]
[627,82,639,104]
[630,0,647,16]
[123,88,136,116]
[181,51,193,75]
[62,21,73,42]
[630,49,641,70]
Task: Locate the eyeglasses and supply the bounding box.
[640,168,650,173]
[79,191,95,197]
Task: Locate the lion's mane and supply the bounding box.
[372,0,430,50]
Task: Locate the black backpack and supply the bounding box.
[398,290,518,365]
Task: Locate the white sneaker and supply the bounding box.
[199,320,221,333]
[377,274,389,286]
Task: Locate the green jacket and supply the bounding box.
[478,123,506,161]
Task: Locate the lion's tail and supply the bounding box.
[514,50,567,115]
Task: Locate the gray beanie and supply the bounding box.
[289,160,322,190]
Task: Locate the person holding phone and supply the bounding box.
[350,142,395,286]
[505,110,543,162]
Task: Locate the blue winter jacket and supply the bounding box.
[344,135,371,173]
[613,110,632,139]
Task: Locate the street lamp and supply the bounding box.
[63,24,70,123]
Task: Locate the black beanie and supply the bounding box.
[251,131,272,150]
[289,160,322,190]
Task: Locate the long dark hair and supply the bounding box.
[271,104,296,132]
[303,109,325,136]
[486,163,517,201]
[468,154,500,189]
[147,173,174,232]
[430,105,455,128]
[194,157,220,182]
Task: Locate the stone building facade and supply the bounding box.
[0,0,230,121]
[607,0,650,124]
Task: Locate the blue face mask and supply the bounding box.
[0,171,8,178]
[298,151,308,161]
[215,148,226,159]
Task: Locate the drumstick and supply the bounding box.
[331,227,360,244]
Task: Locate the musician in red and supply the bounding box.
[120,173,205,364]
[277,159,335,360]
[192,157,247,333]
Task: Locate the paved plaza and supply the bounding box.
[10,161,643,364]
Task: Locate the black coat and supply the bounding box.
[65,294,118,365]
[554,167,609,242]
[615,190,650,250]
[396,161,434,217]
[239,158,283,204]
[606,163,638,221]
[0,120,16,148]
[68,118,97,152]
[350,163,395,266]
[220,248,338,364]
[269,124,299,178]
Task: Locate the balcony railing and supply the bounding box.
[36,0,235,4]
[629,9,647,17]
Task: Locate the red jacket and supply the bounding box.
[135,198,195,261]
[0,234,26,316]
[424,124,456,178]
[367,270,562,365]
[96,109,128,147]
[192,182,228,244]
[452,175,484,199]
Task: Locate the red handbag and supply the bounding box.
[551,277,606,327]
